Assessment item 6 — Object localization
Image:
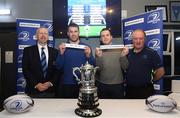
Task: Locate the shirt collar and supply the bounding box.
[37,43,48,50]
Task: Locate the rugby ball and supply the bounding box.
[168,93,180,111]
[145,95,177,113]
[3,94,34,113]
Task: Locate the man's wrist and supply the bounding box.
[34,84,38,89]
[48,82,53,87]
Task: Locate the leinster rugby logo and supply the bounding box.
[147,38,160,50]
[48,43,53,47]
[147,12,160,24]
[43,23,53,32]
[17,54,23,63]
[10,100,23,111]
[17,77,26,88]
[18,31,30,41]
[124,30,133,41]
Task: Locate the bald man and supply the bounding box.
[125,29,165,99]
[22,27,58,98]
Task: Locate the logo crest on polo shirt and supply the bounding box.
[143,55,148,59]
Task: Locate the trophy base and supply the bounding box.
[75,108,102,117]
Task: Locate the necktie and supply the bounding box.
[41,47,47,78]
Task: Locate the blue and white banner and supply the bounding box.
[122,9,163,93]
[16,18,54,93]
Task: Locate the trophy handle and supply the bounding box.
[94,67,99,74]
[73,67,81,83]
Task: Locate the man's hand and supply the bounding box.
[35,83,48,92]
[43,82,53,88]
[121,46,129,56]
[95,48,103,57]
[59,43,66,55]
[84,46,91,58]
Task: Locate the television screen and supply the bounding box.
[53,0,121,38]
[68,0,106,37]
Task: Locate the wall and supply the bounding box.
[122,0,170,21]
[0,0,52,22]
[0,28,17,102]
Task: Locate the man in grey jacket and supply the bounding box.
[95,28,129,99]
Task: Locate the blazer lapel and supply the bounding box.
[47,47,52,68]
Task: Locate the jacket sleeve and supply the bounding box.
[55,52,65,70]
[119,55,129,71]
[86,48,95,66]
[49,49,63,86]
[22,48,38,87]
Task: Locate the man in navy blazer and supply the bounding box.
[22,27,58,98]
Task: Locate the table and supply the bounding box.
[0,99,179,118]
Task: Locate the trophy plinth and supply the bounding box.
[75,108,102,117]
[73,62,102,117]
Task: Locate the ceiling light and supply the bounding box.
[0,9,11,15]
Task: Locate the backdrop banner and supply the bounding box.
[122,9,163,93]
[16,18,54,93]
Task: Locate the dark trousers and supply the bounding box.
[96,81,124,99]
[0,98,3,111]
[56,84,79,98]
[28,92,55,98]
[125,83,154,99]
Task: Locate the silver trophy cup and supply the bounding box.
[73,61,102,117]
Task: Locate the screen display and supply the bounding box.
[53,0,121,38]
[68,0,106,37]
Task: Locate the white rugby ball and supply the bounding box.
[3,94,34,113]
[145,95,177,113]
[168,93,180,111]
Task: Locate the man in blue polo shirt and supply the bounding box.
[55,23,94,98]
[125,29,165,99]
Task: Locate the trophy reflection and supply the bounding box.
[73,61,102,117]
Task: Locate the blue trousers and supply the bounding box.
[96,81,124,99]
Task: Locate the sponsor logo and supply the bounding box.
[49,36,53,41]
[147,38,160,50]
[18,45,30,50]
[18,68,22,73]
[18,31,30,41]
[17,54,23,63]
[124,18,144,27]
[33,35,37,40]
[43,23,53,32]
[19,22,40,28]
[147,12,160,24]
[124,30,133,40]
[33,35,53,41]
[154,84,160,90]
[145,29,160,36]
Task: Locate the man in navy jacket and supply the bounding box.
[22,27,58,98]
